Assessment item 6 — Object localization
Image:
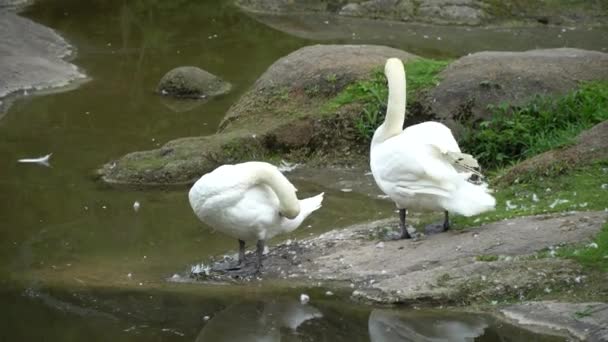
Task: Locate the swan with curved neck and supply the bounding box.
[370,58,495,238]
[189,161,324,272]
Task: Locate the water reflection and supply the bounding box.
[369,309,487,342]
[196,300,323,342]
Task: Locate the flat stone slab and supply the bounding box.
[0,10,86,114]
[502,301,608,341]
[193,211,608,304]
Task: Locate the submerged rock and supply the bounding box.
[157,66,231,99]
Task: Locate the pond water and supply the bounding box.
[1,0,598,340]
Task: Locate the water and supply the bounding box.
[0,0,588,340]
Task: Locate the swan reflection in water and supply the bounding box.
[369,309,488,342]
[195,300,322,342]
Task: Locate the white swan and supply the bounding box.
[188,161,324,272]
[370,58,495,238]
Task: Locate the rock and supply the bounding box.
[99,44,416,186]
[499,120,608,184]
[501,301,608,341]
[417,0,486,25]
[194,210,608,305]
[338,3,363,17]
[219,44,416,131]
[157,66,231,99]
[426,48,608,128]
[0,10,86,115]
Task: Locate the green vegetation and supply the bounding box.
[476,255,499,262]
[573,305,596,319]
[533,221,608,272]
[454,161,608,228]
[451,161,608,272]
[460,82,608,169]
[325,58,450,141]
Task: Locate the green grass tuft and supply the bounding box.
[476,254,500,262]
[325,58,450,141]
[460,81,608,169]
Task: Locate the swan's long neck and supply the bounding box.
[245,162,300,219]
[372,58,406,145]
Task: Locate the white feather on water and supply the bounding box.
[18,153,52,167]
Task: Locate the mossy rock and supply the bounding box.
[157,66,231,99]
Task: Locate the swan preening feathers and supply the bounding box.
[370,58,496,238]
[189,161,324,272]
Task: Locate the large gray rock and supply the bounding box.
[0,11,86,114]
[220,44,417,131]
[157,66,231,99]
[426,48,608,127]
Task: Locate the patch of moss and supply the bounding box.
[324,58,450,141]
[476,255,499,262]
[531,221,608,272]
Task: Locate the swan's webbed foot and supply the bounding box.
[222,239,246,271]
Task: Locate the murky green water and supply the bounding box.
[0,0,589,340]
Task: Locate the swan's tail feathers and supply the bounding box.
[280,192,324,233]
[300,192,324,214]
[441,181,496,217]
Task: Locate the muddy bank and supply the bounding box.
[242,12,608,58]
[236,0,608,27]
[196,211,607,305]
[0,5,86,114]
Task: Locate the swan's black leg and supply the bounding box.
[238,239,246,266]
[255,240,265,273]
[399,209,411,239]
[443,211,450,231]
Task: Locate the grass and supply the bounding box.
[451,161,608,271]
[460,81,608,169]
[476,255,499,262]
[532,221,608,272]
[325,58,450,141]
[453,161,608,228]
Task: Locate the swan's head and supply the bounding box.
[384,58,404,78]
[280,199,300,219]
